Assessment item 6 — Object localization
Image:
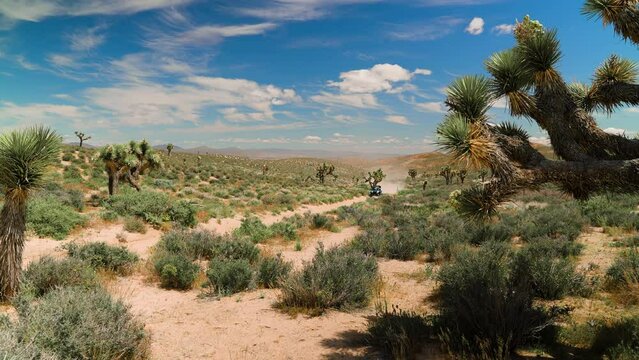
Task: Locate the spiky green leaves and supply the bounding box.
[436,114,498,168]
[594,54,638,86]
[516,30,563,89]
[583,0,639,44]
[437,114,472,158]
[445,75,493,122]
[450,186,501,221]
[485,50,537,116]
[0,126,61,193]
[493,122,529,141]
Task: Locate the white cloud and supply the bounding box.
[415,101,446,113]
[145,23,277,52]
[110,53,195,81]
[414,68,432,76]
[0,0,193,22]
[328,64,413,94]
[626,107,639,113]
[529,136,550,146]
[604,127,632,136]
[0,101,94,126]
[492,24,515,35]
[387,17,464,41]
[311,92,379,109]
[69,26,106,51]
[85,76,299,126]
[15,55,38,70]
[465,17,484,35]
[47,54,76,67]
[492,97,508,109]
[373,136,401,144]
[385,115,412,125]
[232,0,378,21]
[303,135,322,143]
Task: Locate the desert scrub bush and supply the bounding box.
[436,243,556,358]
[20,257,99,298]
[153,253,200,290]
[99,209,119,222]
[278,245,378,314]
[580,193,639,229]
[157,229,218,260]
[234,216,273,243]
[515,204,586,242]
[104,189,169,225]
[606,249,639,290]
[310,214,336,231]
[66,242,139,275]
[257,255,292,288]
[270,221,299,241]
[153,178,174,190]
[367,303,433,360]
[123,216,146,233]
[15,287,148,360]
[206,258,253,295]
[168,200,197,228]
[512,249,588,300]
[41,183,84,211]
[27,195,87,240]
[0,325,57,360]
[573,316,639,359]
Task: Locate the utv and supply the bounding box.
[369,185,382,197]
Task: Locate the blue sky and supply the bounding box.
[0,0,637,153]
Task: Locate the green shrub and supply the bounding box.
[513,250,587,300]
[234,216,273,243]
[516,204,585,242]
[123,216,146,233]
[66,242,139,275]
[105,189,170,225]
[168,200,197,227]
[311,214,335,231]
[100,210,119,222]
[367,303,433,360]
[27,195,86,240]
[0,326,57,360]
[606,249,639,289]
[588,316,639,359]
[436,243,555,358]
[157,229,217,260]
[580,193,639,229]
[153,253,200,290]
[16,287,148,360]
[20,257,99,298]
[279,245,378,314]
[206,258,253,295]
[257,255,292,288]
[270,221,299,241]
[209,238,260,263]
[387,229,425,260]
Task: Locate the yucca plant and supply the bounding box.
[166,143,174,157]
[97,140,162,195]
[0,126,61,300]
[436,4,639,220]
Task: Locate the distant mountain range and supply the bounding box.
[164,146,401,160]
[65,142,401,160]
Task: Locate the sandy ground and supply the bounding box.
[20,195,441,359]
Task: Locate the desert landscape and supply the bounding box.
[2,0,639,359]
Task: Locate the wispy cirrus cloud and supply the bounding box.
[387,17,465,41]
[229,0,380,21]
[0,0,193,22]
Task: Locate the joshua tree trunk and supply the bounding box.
[79,138,83,147]
[0,194,27,301]
[108,174,118,195]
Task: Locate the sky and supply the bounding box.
[0,0,637,154]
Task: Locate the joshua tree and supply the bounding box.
[408,169,418,180]
[457,169,468,184]
[364,169,386,189]
[436,5,639,220]
[0,127,61,300]
[97,140,162,195]
[74,131,91,148]
[422,180,428,190]
[166,143,174,156]
[315,163,337,184]
[439,166,455,185]
[262,164,269,176]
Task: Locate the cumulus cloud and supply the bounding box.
[303,135,322,143]
[415,102,446,113]
[414,68,432,76]
[465,17,484,35]
[329,64,413,94]
[492,24,515,35]
[385,115,412,125]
